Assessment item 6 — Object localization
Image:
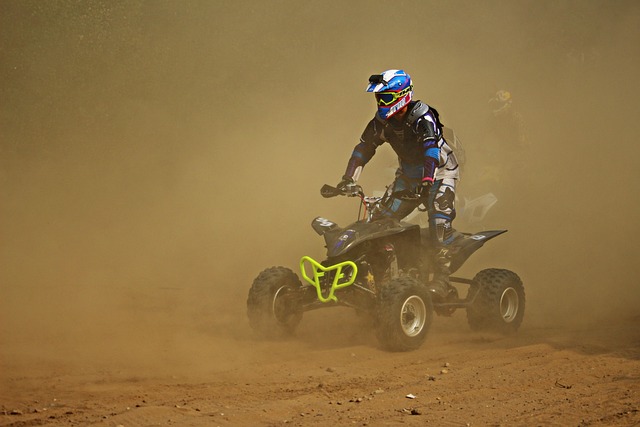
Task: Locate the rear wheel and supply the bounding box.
[466,268,525,333]
[247,267,303,338]
[375,277,433,352]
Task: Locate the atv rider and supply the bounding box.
[335,69,460,301]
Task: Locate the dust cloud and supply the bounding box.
[1,1,639,377]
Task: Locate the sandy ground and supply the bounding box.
[2,1,640,426]
[2,293,640,427]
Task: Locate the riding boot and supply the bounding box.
[428,247,456,301]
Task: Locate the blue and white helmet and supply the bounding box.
[366,69,413,119]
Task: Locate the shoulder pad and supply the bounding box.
[406,101,430,125]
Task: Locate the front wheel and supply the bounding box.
[466,268,525,334]
[247,266,303,338]
[375,277,433,352]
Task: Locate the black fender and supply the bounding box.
[311,217,340,236]
[449,230,507,274]
[311,217,420,258]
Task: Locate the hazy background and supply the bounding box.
[1,0,639,372]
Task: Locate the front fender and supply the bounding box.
[311,217,340,236]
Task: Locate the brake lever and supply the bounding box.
[344,184,363,198]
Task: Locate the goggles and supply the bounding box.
[375,86,412,106]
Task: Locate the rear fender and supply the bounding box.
[449,230,507,274]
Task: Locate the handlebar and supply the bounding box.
[321,184,422,201]
[320,184,426,222]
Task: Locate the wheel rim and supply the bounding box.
[500,287,519,323]
[400,296,427,337]
[272,285,292,322]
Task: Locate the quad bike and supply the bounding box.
[247,184,525,351]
